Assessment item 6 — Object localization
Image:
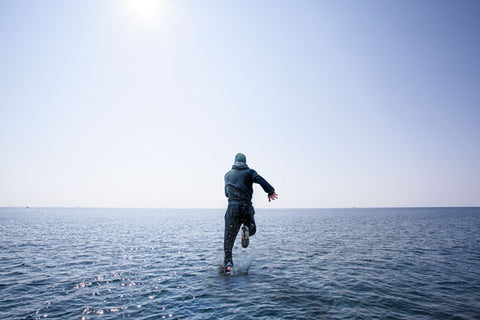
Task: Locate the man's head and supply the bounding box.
[234,153,247,164]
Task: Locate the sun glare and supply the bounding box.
[123,0,165,26]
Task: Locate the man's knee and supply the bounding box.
[249,222,256,236]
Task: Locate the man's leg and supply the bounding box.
[224,204,242,266]
[240,204,256,248]
[243,204,256,236]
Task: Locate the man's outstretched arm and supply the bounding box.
[252,170,277,202]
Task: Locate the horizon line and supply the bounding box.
[1,206,479,210]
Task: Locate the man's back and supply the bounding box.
[224,160,275,203]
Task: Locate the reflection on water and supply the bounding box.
[0,207,479,319]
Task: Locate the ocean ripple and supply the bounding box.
[0,207,479,319]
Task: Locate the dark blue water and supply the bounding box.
[1,207,479,319]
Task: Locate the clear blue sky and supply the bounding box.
[1,0,479,208]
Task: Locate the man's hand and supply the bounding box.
[268,193,278,202]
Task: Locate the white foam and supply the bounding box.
[215,247,259,275]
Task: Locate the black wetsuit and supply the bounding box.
[224,162,275,265]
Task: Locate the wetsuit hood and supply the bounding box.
[232,153,248,169]
[234,153,246,163]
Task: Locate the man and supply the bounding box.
[223,153,278,274]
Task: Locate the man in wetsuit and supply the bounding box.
[223,153,278,274]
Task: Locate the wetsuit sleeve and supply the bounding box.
[251,170,275,195]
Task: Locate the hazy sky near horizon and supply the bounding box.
[1,0,479,208]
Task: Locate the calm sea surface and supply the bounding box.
[0,207,479,319]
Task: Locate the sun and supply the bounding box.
[123,0,165,26]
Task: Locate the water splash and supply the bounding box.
[215,248,259,275]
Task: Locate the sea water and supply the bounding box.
[0,207,479,319]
